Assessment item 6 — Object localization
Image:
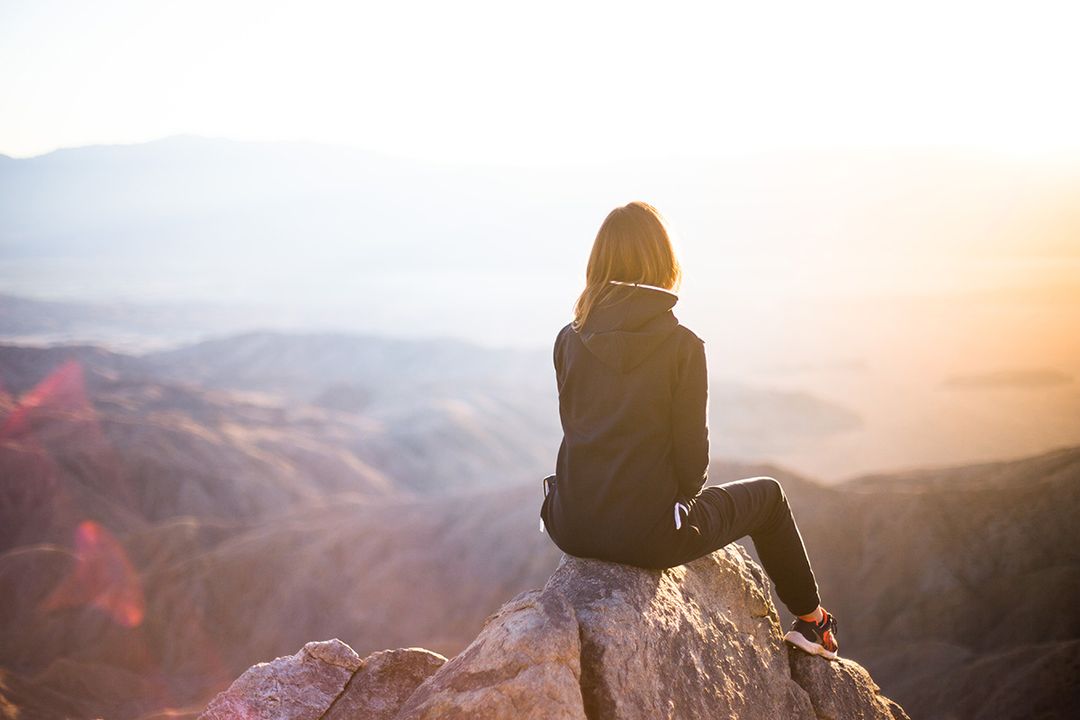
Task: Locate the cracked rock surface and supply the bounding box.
[200,546,908,719]
[198,641,445,720]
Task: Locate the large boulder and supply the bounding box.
[200,545,909,719]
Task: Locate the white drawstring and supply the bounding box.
[674,500,690,530]
[608,279,678,296]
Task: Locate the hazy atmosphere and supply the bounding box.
[2,2,1078,719]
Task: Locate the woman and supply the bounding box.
[539,201,839,660]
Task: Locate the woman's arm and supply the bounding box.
[671,335,710,498]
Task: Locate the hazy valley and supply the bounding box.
[1,334,1077,719]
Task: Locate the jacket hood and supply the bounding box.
[578,283,680,373]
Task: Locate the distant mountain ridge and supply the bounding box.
[0,330,864,485]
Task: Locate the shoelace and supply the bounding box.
[816,610,838,651]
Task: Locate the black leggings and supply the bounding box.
[671,476,821,617]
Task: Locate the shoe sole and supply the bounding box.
[784,630,839,661]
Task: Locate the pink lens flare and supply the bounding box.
[1,359,92,440]
[41,519,146,628]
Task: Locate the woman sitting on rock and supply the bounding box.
[540,200,839,660]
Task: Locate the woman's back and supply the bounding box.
[543,281,710,566]
[541,200,838,660]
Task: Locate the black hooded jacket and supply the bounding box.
[541,282,710,567]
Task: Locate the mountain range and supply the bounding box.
[0,334,1077,718]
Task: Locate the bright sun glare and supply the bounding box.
[1,0,1079,163]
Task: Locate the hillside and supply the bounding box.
[713,449,1080,719]
[1,339,1077,718]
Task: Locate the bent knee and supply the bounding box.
[757,476,787,505]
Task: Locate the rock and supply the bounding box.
[789,648,911,720]
[199,639,361,720]
[197,640,445,720]
[399,544,816,720]
[201,546,908,720]
[325,648,447,720]
[546,547,811,719]
[394,588,587,720]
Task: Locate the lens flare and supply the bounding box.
[41,520,146,628]
[1,359,90,440]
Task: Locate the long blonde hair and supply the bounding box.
[571,201,683,332]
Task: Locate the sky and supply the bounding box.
[2,0,1080,164]
[1,0,1078,478]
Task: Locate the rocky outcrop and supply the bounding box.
[789,650,909,720]
[324,649,448,720]
[200,545,908,720]
[199,640,446,720]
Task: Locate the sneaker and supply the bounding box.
[784,608,839,660]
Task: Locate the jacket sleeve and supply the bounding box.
[671,335,710,499]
